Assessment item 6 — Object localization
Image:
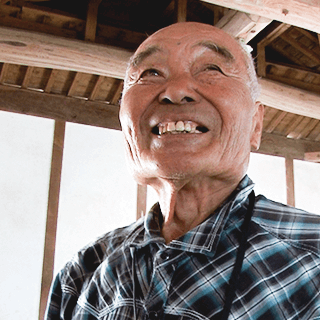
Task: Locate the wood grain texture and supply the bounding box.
[0,85,121,129]
[258,78,320,120]
[0,26,132,79]
[38,120,65,320]
[202,0,320,33]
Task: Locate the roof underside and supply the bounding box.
[0,0,320,160]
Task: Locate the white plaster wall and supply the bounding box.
[0,111,54,319]
[294,160,320,215]
[54,123,137,273]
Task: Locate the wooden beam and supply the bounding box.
[216,10,272,43]
[201,0,320,34]
[285,156,295,206]
[38,119,65,320]
[280,32,320,65]
[0,3,147,50]
[258,78,320,121]
[175,0,188,22]
[1,84,320,160]
[1,28,319,122]
[305,151,320,162]
[0,85,121,130]
[85,0,102,42]
[265,62,320,94]
[0,26,132,79]
[257,23,291,77]
[255,132,320,160]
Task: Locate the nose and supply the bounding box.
[158,76,199,105]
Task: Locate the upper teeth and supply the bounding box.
[158,121,202,135]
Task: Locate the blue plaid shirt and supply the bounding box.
[45,176,320,319]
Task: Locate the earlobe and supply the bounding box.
[250,102,264,150]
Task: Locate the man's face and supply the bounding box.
[120,22,263,185]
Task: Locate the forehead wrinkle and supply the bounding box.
[130,45,162,67]
[194,40,235,62]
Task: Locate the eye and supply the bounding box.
[203,64,223,73]
[140,68,161,78]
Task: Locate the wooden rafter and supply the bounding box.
[0,26,132,79]
[175,0,188,22]
[257,23,291,77]
[258,78,320,121]
[85,0,102,42]
[264,110,288,133]
[265,62,320,94]
[201,0,320,34]
[0,63,9,84]
[216,10,272,43]
[67,72,82,97]
[0,3,147,49]
[21,65,34,89]
[280,32,320,65]
[44,69,59,93]
[89,74,104,100]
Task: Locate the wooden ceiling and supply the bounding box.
[0,0,320,161]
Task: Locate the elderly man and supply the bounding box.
[45,22,320,320]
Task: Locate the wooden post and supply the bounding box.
[175,0,188,22]
[257,24,291,77]
[136,184,147,220]
[85,0,102,42]
[285,156,295,207]
[38,120,66,320]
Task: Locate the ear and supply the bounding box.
[250,102,264,150]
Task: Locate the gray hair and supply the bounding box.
[237,39,261,102]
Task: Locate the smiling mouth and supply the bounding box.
[151,121,209,135]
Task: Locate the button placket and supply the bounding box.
[159,251,170,261]
[147,310,159,320]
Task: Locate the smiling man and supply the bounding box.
[45,23,320,320]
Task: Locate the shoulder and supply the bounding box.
[59,217,145,293]
[252,195,320,256]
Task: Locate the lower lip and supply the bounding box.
[152,131,209,146]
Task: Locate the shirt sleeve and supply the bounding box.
[44,272,63,320]
[44,268,80,320]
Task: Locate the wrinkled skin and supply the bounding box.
[120,22,264,243]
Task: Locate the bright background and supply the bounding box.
[1,111,320,319]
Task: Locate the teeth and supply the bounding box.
[167,122,176,132]
[157,121,205,135]
[184,122,192,132]
[175,121,184,132]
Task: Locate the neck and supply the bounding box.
[150,175,241,244]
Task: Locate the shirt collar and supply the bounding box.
[128,175,254,254]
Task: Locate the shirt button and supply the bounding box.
[160,252,169,260]
[148,311,159,320]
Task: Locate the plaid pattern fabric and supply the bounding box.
[45,176,320,320]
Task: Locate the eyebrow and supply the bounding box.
[130,45,162,67]
[194,41,234,61]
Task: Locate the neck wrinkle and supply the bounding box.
[154,176,241,244]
